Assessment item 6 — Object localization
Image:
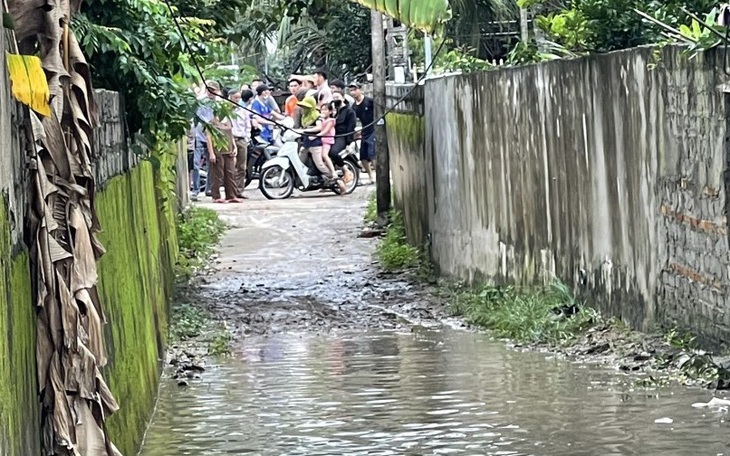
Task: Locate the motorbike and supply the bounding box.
[259,128,361,200]
[243,135,280,189]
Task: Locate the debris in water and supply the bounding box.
[654,417,673,424]
[692,397,730,409]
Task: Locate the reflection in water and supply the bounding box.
[141,328,729,455]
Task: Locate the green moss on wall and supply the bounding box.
[386,112,428,246]
[387,112,425,147]
[95,161,176,455]
[0,198,40,456]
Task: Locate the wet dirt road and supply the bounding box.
[183,185,450,336]
[141,185,730,455]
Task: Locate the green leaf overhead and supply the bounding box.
[350,0,452,33]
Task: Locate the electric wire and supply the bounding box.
[162,0,445,139]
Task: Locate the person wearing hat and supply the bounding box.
[302,75,318,98]
[250,84,284,144]
[204,81,242,203]
[349,81,376,183]
[295,96,346,193]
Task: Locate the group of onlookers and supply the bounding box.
[188,69,377,203]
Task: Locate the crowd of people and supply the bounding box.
[188,70,377,203]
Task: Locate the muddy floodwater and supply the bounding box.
[141,188,729,455]
[141,328,729,455]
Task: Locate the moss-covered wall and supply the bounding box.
[95,160,177,455]
[0,197,40,456]
[386,112,428,247]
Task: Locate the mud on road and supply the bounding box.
[169,185,727,390]
[175,186,455,345]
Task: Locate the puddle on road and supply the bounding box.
[140,328,729,455]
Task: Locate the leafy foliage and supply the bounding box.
[245,0,372,84]
[520,0,719,54]
[176,207,227,278]
[446,0,519,60]
[171,303,208,340]
[74,0,223,142]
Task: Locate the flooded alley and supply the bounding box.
[141,188,730,456]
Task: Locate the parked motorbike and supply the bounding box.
[244,136,280,189]
[259,128,360,200]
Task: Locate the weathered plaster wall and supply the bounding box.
[388,46,730,343]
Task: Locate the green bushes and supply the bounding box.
[448,281,600,345]
[176,207,226,278]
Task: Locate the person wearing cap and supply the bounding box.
[251,84,283,144]
[251,78,282,114]
[349,81,376,183]
[284,77,302,117]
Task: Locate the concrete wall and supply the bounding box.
[387,46,730,343]
[0,34,180,453]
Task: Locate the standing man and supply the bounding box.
[193,83,215,200]
[284,77,302,117]
[230,89,254,198]
[348,82,376,184]
[314,69,332,106]
[251,84,284,145]
[205,81,241,203]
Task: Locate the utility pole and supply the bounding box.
[424,34,433,77]
[371,10,391,218]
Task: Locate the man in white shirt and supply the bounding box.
[314,69,332,106]
[229,89,254,197]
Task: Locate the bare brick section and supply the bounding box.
[660,206,727,236]
[386,45,730,344]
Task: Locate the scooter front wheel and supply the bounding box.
[259,165,294,200]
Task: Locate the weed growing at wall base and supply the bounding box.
[364,192,378,224]
[176,207,226,279]
[377,211,423,272]
[447,281,600,346]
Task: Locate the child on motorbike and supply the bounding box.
[319,102,338,182]
[296,97,346,193]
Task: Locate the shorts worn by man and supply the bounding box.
[349,81,376,183]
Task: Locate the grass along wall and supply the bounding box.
[95,160,176,455]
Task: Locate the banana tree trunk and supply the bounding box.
[6,0,120,454]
